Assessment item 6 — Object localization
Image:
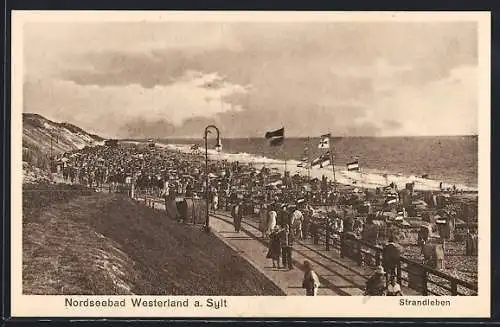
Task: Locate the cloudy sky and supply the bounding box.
[23,19,478,138]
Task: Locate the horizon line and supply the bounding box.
[119,134,478,141]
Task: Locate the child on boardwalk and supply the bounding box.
[302,260,320,296]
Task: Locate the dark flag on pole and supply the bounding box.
[265,127,285,146]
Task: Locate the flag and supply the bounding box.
[311,151,332,168]
[318,133,330,149]
[265,127,285,146]
[190,144,200,151]
[347,160,360,171]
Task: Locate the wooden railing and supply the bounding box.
[315,225,478,296]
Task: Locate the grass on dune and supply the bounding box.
[23,184,284,296]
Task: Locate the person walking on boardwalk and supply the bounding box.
[232,200,243,233]
[267,226,282,269]
[280,224,294,270]
[291,205,304,240]
[277,204,287,227]
[302,260,320,296]
[365,266,387,296]
[211,187,219,212]
[382,236,401,285]
[386,275,403,296]
[259,203,269,238]
[302,205,312,240]
[265,206,277,238]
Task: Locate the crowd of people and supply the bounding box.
[53,141,477,296]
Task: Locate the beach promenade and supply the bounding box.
[209,211,418,296]
[136,196,416,296]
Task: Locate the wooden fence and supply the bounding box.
[316,225,478,296]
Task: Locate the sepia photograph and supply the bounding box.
[10,11,490,318]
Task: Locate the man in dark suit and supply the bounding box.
[382,236,401,285]
[280,224,294,270]
[232,201,243,233]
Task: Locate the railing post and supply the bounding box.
[357,242,363,266]
[451,280,458,296]
[325,225,331,251]
[422,270,428,296]
[340,232,344,258]
[397,261,402,285]
[313,223,319,245]
[192,200,196,224]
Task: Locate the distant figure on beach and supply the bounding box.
[302,260,320,296]
[232,201,243,233]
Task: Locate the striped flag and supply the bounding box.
[347,160,360,171]
[318,133,330,149]
[265,127,285,146]
[311,151,332,168]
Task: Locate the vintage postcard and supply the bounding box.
[10,11,490,318]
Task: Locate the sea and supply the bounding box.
[155,136,478,190]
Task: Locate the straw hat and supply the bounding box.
[375,266,386,275]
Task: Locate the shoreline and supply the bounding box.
[150,142,477,193]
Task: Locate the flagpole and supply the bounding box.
[328,133,337,194]
[307,137,311,180]
[281,129,287,175]
[356,155,363,183]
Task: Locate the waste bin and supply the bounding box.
[185,197,208,224]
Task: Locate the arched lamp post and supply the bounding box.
[204,125,222,232]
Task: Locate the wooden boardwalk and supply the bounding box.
[209,211,419,296]
[134,195,418,296]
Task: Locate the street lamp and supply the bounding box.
[204,125,222,232]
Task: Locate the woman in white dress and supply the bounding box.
[265,209,278,238]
